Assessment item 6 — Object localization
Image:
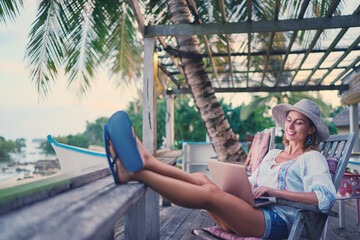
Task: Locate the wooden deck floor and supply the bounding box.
[326,199,360,240]
[157,198,359,240]
[159,204,216,239]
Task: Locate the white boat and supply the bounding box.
[47,135,107,173]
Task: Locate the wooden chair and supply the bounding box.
[192,133,358,240]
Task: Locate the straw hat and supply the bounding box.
[272,99,330,141]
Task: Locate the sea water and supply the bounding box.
[0,138,57,183]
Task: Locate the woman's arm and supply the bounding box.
[253,186,318,206]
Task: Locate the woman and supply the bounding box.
[105,99,336,239]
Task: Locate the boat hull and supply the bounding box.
[47,135,107,173]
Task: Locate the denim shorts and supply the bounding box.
[261,208,288,239]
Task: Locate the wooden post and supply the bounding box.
[166,94,174,149]
[124,194,146,239]
[141,37,160,239]
[143,37,156,154]
[350,103,359,152]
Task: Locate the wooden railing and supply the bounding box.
[0,165,160,239]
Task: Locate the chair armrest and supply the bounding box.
[275,198,338,217]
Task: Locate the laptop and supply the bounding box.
[207,160,275,207]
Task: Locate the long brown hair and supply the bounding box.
[282,113,318,152]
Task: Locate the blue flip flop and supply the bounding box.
[104,111,143,184]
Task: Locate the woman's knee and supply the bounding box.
[200,183,223,207]
[191,172,212,185]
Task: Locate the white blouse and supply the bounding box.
[248,149,336,229]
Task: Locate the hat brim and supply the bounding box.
[272,104,330,141]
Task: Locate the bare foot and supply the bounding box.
[108,140,132,183]
[115,158,132,183]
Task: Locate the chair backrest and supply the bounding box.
[318,133,358,191]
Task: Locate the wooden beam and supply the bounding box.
[168,65,350,76]
[158,36,186,81]
[288,0,341,86]
[330,56,360,85]
[219,0,234,87]
[316,35,360,85]
[274,0,320,86]
[158,63,181,88]
[158,46,360,58]
[303,4,360,85]
[165,94,174,149]
[144,15,360,37]
[302,28,349,85]
[350,104,360,152]
[246,0,252,87]
[128,0,145,36]
[168,84,348,94]
[261,0,281,86]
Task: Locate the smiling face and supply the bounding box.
[284,111,315,145]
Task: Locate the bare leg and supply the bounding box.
[121,165,265,237]
[109,139,211,186]
[110,140,266,237]
[136,137,212,186]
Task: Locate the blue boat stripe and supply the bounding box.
[47,135,106,158]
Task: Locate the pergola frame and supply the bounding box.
[126,1,360,237]
[129,0,360,143]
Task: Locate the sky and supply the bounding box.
[0,1,344,142]
[0,2,138,141]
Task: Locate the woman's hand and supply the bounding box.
[252,186,277,199]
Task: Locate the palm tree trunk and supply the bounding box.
[167,0,247,162]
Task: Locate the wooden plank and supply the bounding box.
[160,204,180,229]
[142,38,160,240]
[145,188,160,239]
[160,206,192,238]
[143,37,155,153]
[165,94,175,149]
[145,15,360,37]
[171,207,202,239]
[160,206,216,240]
[124,190,146,239]
[0,165,110,215]
[349,104,360,152]
[323,142,333,157]
[330,56,360,85]
[168,84,348,94]
[316,35,360,85]
[326,199,360,240]
[159,63,181,87]
[329,141,339,158]
[288,0,341,86]
[159,46,359,59]
[0,176,146,240]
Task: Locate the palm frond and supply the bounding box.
[25,0,66,98]
[144,0,169,25]
[62,0,104,96]
[0,0,23,24]
[106,1,142,86]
